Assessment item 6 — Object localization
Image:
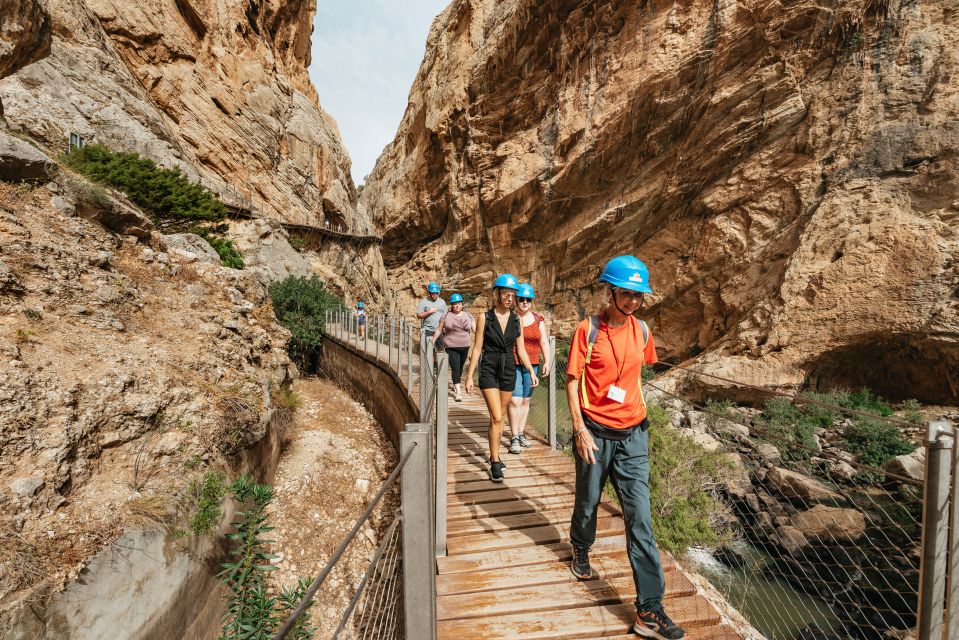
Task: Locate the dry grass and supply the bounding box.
[271,385,301,442]
[178,263,201,283]
[14,328,31,345]
[123,493,172,531]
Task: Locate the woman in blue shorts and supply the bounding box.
[506,283,550,454]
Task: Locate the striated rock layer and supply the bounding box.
[0,0,360,229]
[362,0,959,402]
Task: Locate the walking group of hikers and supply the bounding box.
[354,255,685,640]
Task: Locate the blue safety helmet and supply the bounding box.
[450,293,464,304]
[598,255,653,294]
[427,282,441,294]
[516,283,535,299]
[493,273,519,290]
[357,301,364,308]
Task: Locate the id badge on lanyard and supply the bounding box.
[606,385,626,403]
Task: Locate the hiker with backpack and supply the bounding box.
[506,283,550,454]
[416,281,447,350]
[565,256,686,640]
[464,273,539,482]
[432,293,475,402]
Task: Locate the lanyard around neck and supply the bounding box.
[602,315,631,386]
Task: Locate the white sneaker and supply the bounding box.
[509,437,522,454]
[454,392,462,402]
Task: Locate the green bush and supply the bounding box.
[899,398,922,425]
[219,476,314,640]
[646,404,734,555]
[843,417,913,468]
[62,144,227,224]
[846,388,893,416]
[186,470,226,536]
[268,276,342,369]
[206,236,244,269]
[753,397,819,461]
[287,233,308,251]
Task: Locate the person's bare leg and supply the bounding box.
[518,398,532,435]
[499,390,514,443]
[482,388,504,462]
[507,397,523,437]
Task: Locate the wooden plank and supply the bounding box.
[437,534,629,575]
[449,452,570,470]
[589,626,743,640]
[451,470,577,495]
[446,504,620,537]
[446,494,580,521]
[436,596,721,639]
[446,517,624,555]
[449,459,574,482]
[437,572,695,621]
[447,482,577,506]
[436,550,675,596]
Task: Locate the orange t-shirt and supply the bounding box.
[566,315,657,429]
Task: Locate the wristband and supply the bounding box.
[573,427,588,437]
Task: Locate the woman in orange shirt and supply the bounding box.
[565,255,685,640]
[506,283,550,454]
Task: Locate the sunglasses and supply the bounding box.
[517,297,532,303]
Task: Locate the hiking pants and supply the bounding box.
[569,426,665,611]
[446,347,469,384]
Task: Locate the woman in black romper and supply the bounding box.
[465,273,539,481]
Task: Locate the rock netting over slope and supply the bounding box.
[0,0,360,228]
[361,0,959,402]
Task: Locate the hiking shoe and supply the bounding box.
[634,607,686,639]
[454,391,462,402]
[570,544,592,579]
[509,436,522,454]
[489,460,506,482]
[518,433,532,448]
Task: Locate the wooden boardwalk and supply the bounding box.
[328,324,744,639]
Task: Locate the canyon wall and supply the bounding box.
[0,0,359,228]
[361,0,959,402]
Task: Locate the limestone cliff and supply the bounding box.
[361,0,959,403]
[0,0,359,229]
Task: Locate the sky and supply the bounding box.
[309,0,450,185]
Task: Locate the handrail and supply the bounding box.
[272,441,418,640]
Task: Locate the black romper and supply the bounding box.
[478,308,522,391]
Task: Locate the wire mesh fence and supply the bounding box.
[521,324,935,640]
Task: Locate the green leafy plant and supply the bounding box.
[268,276,343,369]
[753,397,819,461]
[186,470,226,536]
[219,476,315,640]
[642,364,656,383]
[898,398,922,425]
[206,236,244,269]
[646,404,735,555]
[843,417,913,468]
[287,233,308,251]
[62,144,227,224]
[22,308,42,321]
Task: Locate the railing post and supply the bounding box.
[419,330,427,412]
[400,423,436,640]
[364,312,368,354]
[407,325,413,396]
[548,335,557,450]
[389,316,396,371]
[375,315,381,361]
[399,318,406,379]
[918,420,953,640]
[435,353,449,557]
[948,421,959,640]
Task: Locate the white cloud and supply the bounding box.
[309,0,449,184]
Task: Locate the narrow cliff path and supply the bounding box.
[265,377,398,636]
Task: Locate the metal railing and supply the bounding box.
[301,309,442,639]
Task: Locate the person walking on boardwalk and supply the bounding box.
[566,256,686,640]
[355,301,367,339]
[506,283,550,454]
[415,281,447,350]
[465,274,539,482]
[433,293,475,402]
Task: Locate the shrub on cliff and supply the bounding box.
[646,404,735,555]
[62,144,227,224]
[268,276,342,370]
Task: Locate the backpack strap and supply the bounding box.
[580,316,601,409]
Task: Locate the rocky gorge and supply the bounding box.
[361,0,958,404]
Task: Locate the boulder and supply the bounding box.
[0,130,52,182]
[0,257,25,294]
[684,430,722,452]
[774,525,809,555]
[723,453,752,500]
[766,467,841,504]
[163,233,221,264]
[755,443,782,465]
[9,476,44,497]
[790,504,866,541]
[0,0,51,80]
[882,447,924,483]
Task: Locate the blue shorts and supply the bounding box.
[512,365,539,398]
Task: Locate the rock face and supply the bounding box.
[0,0,51,81]
[0,0,362,230]
[361,0,959,403]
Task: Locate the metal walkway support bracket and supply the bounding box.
[918,420,956,640]
[435,353,449,557]
[401,424,436,640]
